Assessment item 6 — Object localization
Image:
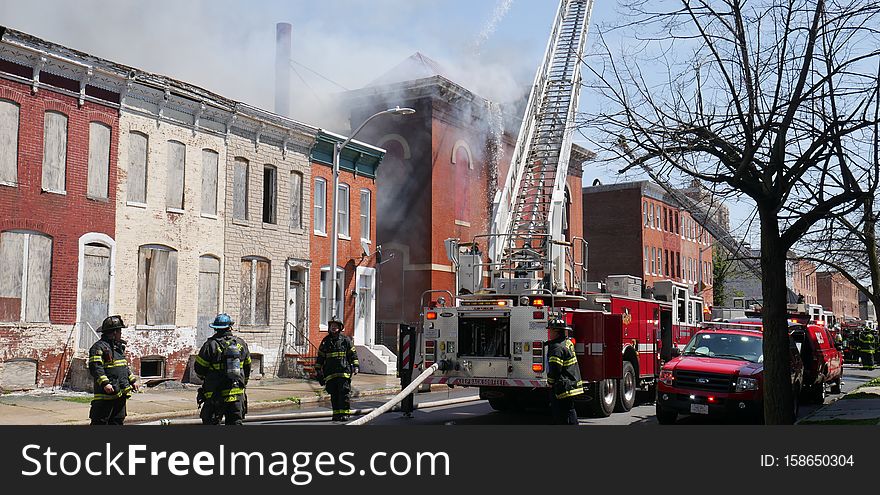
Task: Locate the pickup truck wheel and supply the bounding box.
[615,361,636,412]
[656,403,677,424]
[829,378,841,395]
[589,379,616,417]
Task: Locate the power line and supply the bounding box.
[289,60,349,91]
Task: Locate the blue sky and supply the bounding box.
[0,0,756,236]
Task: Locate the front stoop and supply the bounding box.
[355,344,398,375]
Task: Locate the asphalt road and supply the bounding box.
[252,364,880,426]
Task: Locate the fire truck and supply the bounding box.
[413,0,705,417]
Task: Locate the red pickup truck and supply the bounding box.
[656,324,804,424]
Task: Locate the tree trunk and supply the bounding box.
[759,209,795,424]
[864,197,880,322]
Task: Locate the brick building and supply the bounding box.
[790,259,818,305]
[307,132,386,373]
[582,181,715,303]
[817,271,860,319]
[342,58,587,346]
[222,106,316,378]
[0,27,123,389]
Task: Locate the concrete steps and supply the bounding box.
[356,344,397,375]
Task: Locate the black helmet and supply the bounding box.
[328,317,344,330]
[100,315,126,333]
[548,318,568,330]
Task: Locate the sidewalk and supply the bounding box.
[797,376,880,425]
[0,374,410,425]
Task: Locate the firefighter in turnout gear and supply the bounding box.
[88,315,138,425]
[860,330,876,370]
[546,318,583,425]
[317,318,359,421]
[195,313,252,425]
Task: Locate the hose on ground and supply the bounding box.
[347,363,440,426]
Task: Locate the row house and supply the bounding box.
[342,53,587,353]
[0,26,383,390]
[817,271,860,320]
[582,181,716,304]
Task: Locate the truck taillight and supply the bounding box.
[659,370,674,385]
[532,341,543,373]
[425,340,436,367]
[532,298,545,307]
[426,311,438,320]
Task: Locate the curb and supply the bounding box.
[62,384,451,425]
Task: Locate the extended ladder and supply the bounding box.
[489,0,594,290]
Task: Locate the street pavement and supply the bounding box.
[1,364,878,425]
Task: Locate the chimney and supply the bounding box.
[275,22,292,117]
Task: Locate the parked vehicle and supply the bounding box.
[655,323,804,424]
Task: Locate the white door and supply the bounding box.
[355,267,375,346]
[287,267,306,353]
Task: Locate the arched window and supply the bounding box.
[42,111,68,193]
[0,231,52,323]
[0,100,20,185]
[137,245,178,325]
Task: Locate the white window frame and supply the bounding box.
[319,266,345,329]
[359,189,371,243]
[337,183,350,239]
[314,177,327,235]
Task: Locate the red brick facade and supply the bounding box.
[791,259,818,305]
[817,271,859,319]
[0,77,119,387]
[583,182,715,303]
[309,161,378,347]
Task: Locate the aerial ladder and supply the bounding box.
[486,0,595,293]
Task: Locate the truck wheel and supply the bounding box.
[615,361,636,412]
[655,403,677,424]
[829,378,841,395]
[589,379,617,417]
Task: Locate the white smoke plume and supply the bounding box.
[471,0,514,57]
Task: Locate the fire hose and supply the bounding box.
[346,362,440,426]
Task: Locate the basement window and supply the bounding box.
[140,356,165,379]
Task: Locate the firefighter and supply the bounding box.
[860,330,876,370]
[87,315,138,425]
[194,313,252,425]
[316,318,359,421]
[546,318,584,425]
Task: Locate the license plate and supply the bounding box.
[690,403,709,415]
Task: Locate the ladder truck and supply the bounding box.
[415,0,704,417]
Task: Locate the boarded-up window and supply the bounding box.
[87,122,111,199]
[197,255,221,344]
[319,267,344,326]
[0,100,19,185]
[79,243,111,350]
[289,171,303,230]
[360,189,371,241]
[42,111,68,192]
[314,177,326,234]
[166,141,185,209]
[240,257,270,326]
[136,245,178,325]
[0,231,52,323]
[233,157,249,221]
[337,183,350,238]
[262,166,277,224]
[127,132,148,204]
[201,149,219,215]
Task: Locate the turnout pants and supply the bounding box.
[89,398,127,425]
[551,396,578,425]
[326,377,352,420]
[862,350,875,369]
[201,396,246,425]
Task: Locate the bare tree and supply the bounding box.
[584,0,880,423]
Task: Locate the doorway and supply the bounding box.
[355,267,376,346]
[287,266,307,353]
[79,243,111,350]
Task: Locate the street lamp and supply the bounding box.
[328,106,416,325]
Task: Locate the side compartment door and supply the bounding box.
[603,313,624,380]
[572,311,603,382]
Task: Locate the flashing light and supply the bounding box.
[532,298,545,307]
[532,364,544,372]
[497,300,508,307]
[426,311,438,320]
[708,396,716,403]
